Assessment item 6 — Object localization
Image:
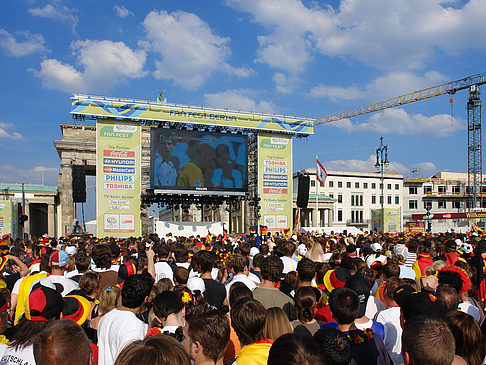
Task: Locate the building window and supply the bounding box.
[395,196,399,204]
[372,183,376,189]
[453,201,461,209]
[387,184,392,190]
[380,195,383,204]
[338,181,342,188]
[364,183,368,189]
[355,182,359,189]
[438,200,446,209]
[372,195,376,204]
[424,201,432,210]
[351,210,364,223]
[338,210,343,222]
[452,185,460,194]
[387,195,392,204]
[351,194,363,207]
[395,184,399,190]
[329,194,334,199]
[409,186,418,194]
[329,181,334,188]
[346,182,351,188]
[424,186,432,194]
[311,180,315,187]
[409,200,418,209]
[438,186,446,194]
[380,183,383,189]
[338,194,343,203]
[351,195,354,206]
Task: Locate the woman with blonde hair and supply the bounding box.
[90,285,121,330]
[264,307,293,341]
[306,240,325,263]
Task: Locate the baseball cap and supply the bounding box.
[118,262,137,283]
[393,244,409,260]
[49,250,70,268]
[65,245,77,257]
[187,277,206,296]
[63,295,91,325]
[26,286,63,322]
[345,276,371,318]
[370,243,382,252]
[324,267,352,293]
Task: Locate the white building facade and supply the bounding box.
[293,169,403,232]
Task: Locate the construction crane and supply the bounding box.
[315,72,486,209]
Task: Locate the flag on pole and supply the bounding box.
[293,209,300,233]
[316,156,328,187]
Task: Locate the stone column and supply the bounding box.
[24,202,30,237]
[60,163,74,236]
[328,209,334,227]
[47,204,55,238]
[312,208,318,227]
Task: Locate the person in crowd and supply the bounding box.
[230,298,272,365]
[39,251,79,296]
[313,327,353,365]
[1,286,63,365]
[252,256,294,318]
[115,334,190,365]
[97,274,153,365]
[0,253,29,292]
[401,317,457,365]
[33,319,94,365]
[436,284,461,314]
[66,252,91,282]
[154,244,175,283]
[329,287,392,365]
[263,307,293,341]
[412,240,434,279]
[191,250,225,309]
[393,244,416,280]
[291,286,321,337]
[183,304,230,365]
[150,290,185,341]
[225,254,257,299]
[306,240,326,263]
[91,245,119,293]
[365,243,387,268]
[446,311,485,365]
[90,285,121,330]
[267,333,326,365]
[375,277,405,364]
[280,241,298,274]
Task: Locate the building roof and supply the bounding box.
[292,193,336,201]
[0,183,58,193]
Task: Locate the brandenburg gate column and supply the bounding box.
[60,162,74,236]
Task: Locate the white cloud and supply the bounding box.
[413,162,437,176]
[114,5,134,18]
[225,0,486,72]
[0,123,24,141]
[204,89,276,113]
[273,72,302,94]
[0,29,46,57]
[325,154,409,174]
[32,40,147,93]
[28,4,78,32]
[0,165,58,185]
[333,108,463,137]
[142,10,252,90]
[310,70,448,102]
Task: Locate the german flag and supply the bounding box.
[260,225,268,235]
[475,240,486,304]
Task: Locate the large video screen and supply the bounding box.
[150,128,248,193]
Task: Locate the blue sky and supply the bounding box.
[1,0,485,191]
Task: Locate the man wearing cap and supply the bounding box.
[393,244,416,280]
[366,243,387,268]
[39,251,79,297]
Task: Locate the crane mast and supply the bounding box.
[315,72,486,211]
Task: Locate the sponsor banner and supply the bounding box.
[72,97,314,135]
[371,208,401,233]
[406,221,425,234]
[97,119,141,237]
[258,132,292,231]
[103,166,135,174]
[0,201,12,236]
[411,211,486,220]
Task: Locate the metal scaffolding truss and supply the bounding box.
[467,85,483,209]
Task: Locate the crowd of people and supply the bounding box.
[0,228,484,365]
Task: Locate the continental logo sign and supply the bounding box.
[411,212,486,220]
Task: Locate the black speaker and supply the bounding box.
[72,165,86,203]
[297,174,310,208]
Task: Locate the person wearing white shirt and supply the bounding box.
[225,254,257,300]
[98,275,151,365]
[280,241,298,274]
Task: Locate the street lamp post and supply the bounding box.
[375,137,389,233]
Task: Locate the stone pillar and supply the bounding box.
[24,202,30,237]
[312,208,318,227]
[60,163,74,236]
[47,204,55,237]
[328,209,334,227]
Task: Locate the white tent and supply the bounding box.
[299,226,364,235]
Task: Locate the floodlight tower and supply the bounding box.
[467,84,483,210]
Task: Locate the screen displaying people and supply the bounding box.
[151,129,247,192]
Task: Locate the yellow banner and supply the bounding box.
[96,119,141,237]
[72,97,314,135]
[258,133,293,232]
[0,201,12,236]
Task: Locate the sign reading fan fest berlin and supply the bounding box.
[96,119,141,237]
[258,132,292,232]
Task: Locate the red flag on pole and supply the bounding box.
[316,156,328,187]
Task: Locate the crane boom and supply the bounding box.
[315,72,486,125]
